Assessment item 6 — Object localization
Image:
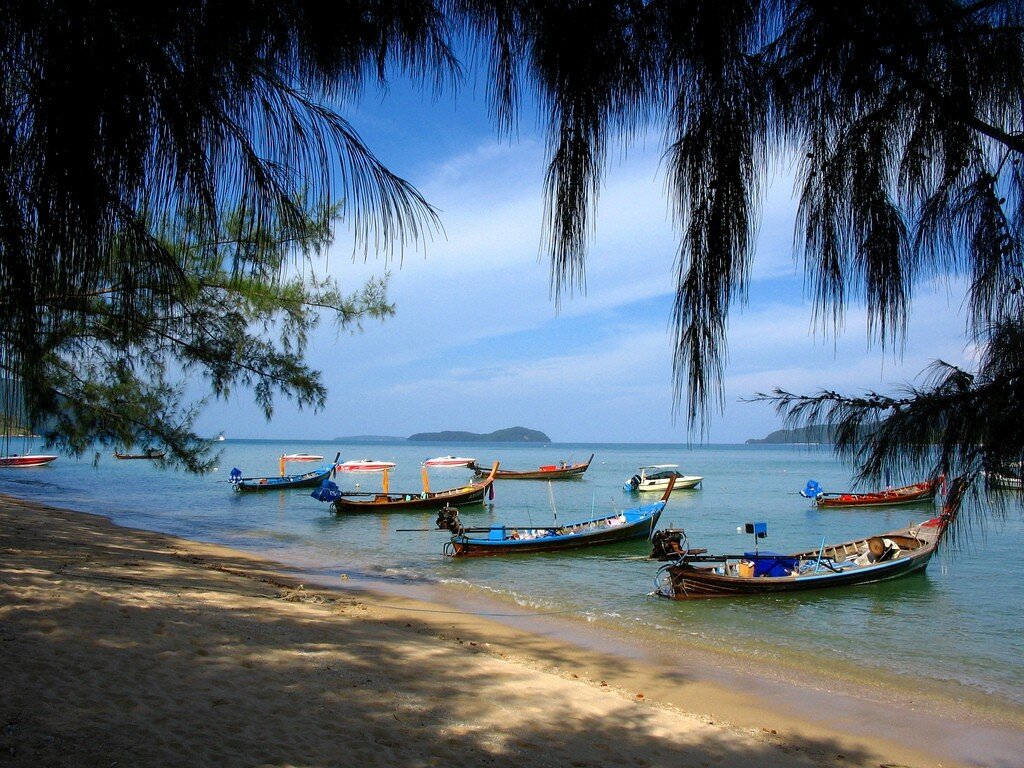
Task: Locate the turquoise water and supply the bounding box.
[3,439,1022,711]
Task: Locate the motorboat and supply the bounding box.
[280,453,324,462]
[422,455,476,468]
[0,454,58,468]
[624,464,702,492]
[335,459,396,472]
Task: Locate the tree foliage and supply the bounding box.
[3,1,1023,488]
[491,1,1024,495]
[0,1,442,467]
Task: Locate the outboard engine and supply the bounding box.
[800,479,824,499]
[650,528,688,560]
[310,479,341,503]
[436,505,463,534]
[623,474,642,492]
[229,468,242,485]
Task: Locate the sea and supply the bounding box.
[3,439,1022,720]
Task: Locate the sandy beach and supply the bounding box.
[2,493,1020,768]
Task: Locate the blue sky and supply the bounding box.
[194,76,976,444]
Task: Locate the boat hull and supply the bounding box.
[661,549,934,598]
[815,481,936,508]
[449,504,663,556]
[331,481,493,513]
[468,454,593,480]
[423,456,475,468]
[235,467,334,491]
[655,511,955,599]
[633,476,702,492]
[336,460,396,472]
[0,454,58,468]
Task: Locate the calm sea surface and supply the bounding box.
[3,440,1022,712]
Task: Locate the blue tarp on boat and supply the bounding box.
[745,552,800,577]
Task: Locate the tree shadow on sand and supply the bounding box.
[0,500,987,767]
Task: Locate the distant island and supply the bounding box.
[332,427,552,443]
[408,427,550,443]
[746,424,834,444]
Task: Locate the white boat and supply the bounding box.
[280,453,324,462]
[624,464,702,493]
[335,459,396,472]
[0,454,58,468]
[422,455,475,468]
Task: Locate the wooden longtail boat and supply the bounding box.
[802,478,939,508]
[229,453,339,492]
[985,465,1023,490]
[312,463,499,513]
[467,453,594,480]
[0,454,58,468]
[114,448,165,460]
[444,477,675,556]
[653,478,965,599]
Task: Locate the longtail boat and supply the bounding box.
[801,478,939,508]
[312,463,499,513]
[229,452,339,492]
[985,465,1023,490]
[467,453,594,480]
[114,448,165,460]
[443,477,675,556]
[0,454,58,468]
[653,478,965,599]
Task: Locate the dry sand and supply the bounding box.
[1,494,1019,768]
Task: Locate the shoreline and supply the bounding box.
[3,494,1021,768]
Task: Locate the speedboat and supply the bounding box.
[624,464,702,492]
[335,459,396,472]
[422,456,475,468]
[0,454,58,468]
[280,453,324,462]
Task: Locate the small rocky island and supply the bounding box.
[407,426,550,443]
[746,425,833,444]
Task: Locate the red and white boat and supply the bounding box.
[422,455,476,468]
[0,454,58,468]
[280,453,324,462]
[335,459,396,472]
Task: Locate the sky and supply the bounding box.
[192,74,976,445]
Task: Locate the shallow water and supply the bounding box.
[3,439,1022,712]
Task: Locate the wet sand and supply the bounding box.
[2,494,1020,767]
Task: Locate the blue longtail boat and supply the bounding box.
[230,452,339,492]
[442,477,675,556]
